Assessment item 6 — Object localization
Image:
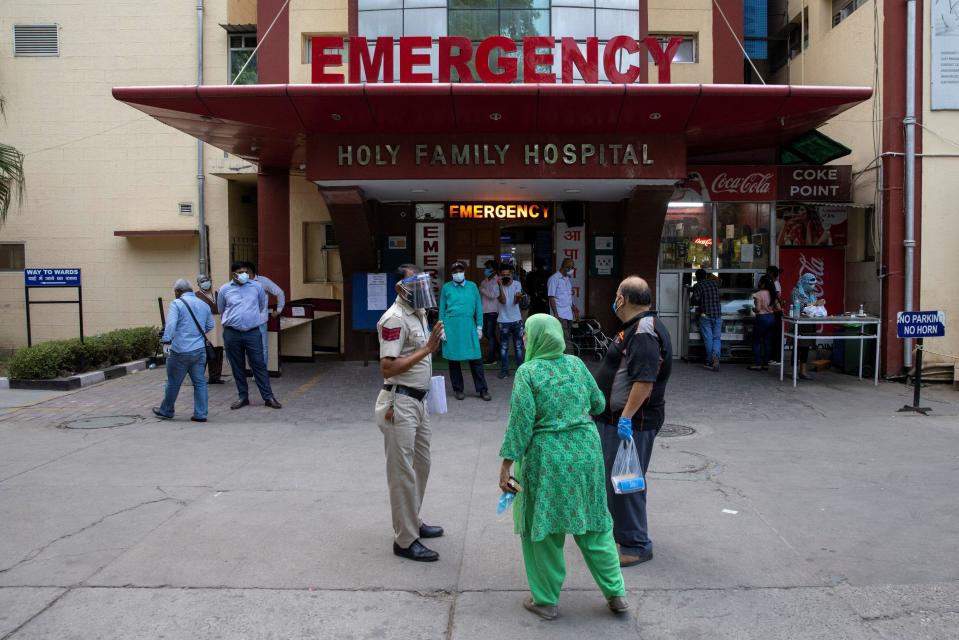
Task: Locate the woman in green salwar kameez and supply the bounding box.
[498,313,628,620]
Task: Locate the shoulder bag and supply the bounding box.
[178,299,216,362]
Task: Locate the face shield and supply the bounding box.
[399,273,437,310]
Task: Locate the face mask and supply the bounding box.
[612,296,622,316]
[502,276,511,284]
[452,272,465,283]
[236,273,250,285]
[199,281,212,291]
[484,268,493,277]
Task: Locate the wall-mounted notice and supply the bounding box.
[933,4,959,109]
[367,273,388,311]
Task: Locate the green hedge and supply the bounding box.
[8,327,160,380]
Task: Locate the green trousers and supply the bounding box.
[521,530,626,606]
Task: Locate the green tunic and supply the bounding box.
[439,280,483,361]
[498,354,612,541]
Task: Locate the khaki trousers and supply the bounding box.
[374,389,432,548]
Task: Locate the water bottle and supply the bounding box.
[496,492,515,514]
[858,304,865,317]
[613,475,646,493]
[791,301,800,318]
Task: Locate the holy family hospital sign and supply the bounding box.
[306,34,686,182]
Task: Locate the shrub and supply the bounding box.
[8,326,161,380]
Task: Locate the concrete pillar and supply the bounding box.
[257,171,291,294]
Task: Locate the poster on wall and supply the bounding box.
[776,203,848,247]
[415,222,445,298]
[932,2,959,109]
[555,222,586,313]
[779,247,846,316]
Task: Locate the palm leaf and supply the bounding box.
[0,95,27,223]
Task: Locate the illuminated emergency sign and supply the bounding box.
[449,203,551,220]
[311,35,683,84]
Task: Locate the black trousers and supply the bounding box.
[597,419,659,555]
[448,359,488,394]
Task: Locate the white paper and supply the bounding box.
[291,306,306,318]
[367,273,388,311]
[427,376,448,415]
[726,224,735,239]
[740,243,755,263]
[722,509,739,515]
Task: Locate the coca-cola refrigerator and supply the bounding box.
[681,285,759,363]
[779,247,846,314]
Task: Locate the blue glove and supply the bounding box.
[617,416,634,441]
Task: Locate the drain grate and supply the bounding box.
[60,415,143,430]
[660,423,696,438]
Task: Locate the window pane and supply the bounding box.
[359,9,404,37]
[404,0,446,7]
[359,0,402,9]
[230,50,257,84]
[501,0,550,9]
[551,7,594,39]
[716,203,770,269]
[551,0,594,6]
[660,207,713,269]
[597,9,639,40]
[449,10,498,39]
[243,35,257,47]
[405,8,447,36]
[0,244,25,271]
[500,9,549,38]
[230,35,242,48]
[450,0,496,8]
[595,0,637,8]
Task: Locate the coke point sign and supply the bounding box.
[688,165,853,203]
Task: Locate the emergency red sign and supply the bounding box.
[311,35,682,84]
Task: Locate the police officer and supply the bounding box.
[375,264,446,562]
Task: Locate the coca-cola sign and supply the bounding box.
[688,165,778,202]
[780,247,846,318]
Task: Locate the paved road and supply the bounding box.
[1,360,958,639]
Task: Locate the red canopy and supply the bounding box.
[112,83,872,170]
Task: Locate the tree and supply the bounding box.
[0,96,26,224]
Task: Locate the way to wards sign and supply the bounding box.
[24,268,81,287]
[896,310,946,415]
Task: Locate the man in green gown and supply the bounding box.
[438,261,491,401]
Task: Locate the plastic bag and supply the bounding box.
[496,492,515,514]
[803,305,827,318]
[611,438,646,494]
[426,375,447,414]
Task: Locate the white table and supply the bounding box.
[780,316,881,387]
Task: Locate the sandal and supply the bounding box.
[523,598,559,620]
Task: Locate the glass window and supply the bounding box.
[500,9,549,38]
[0,243,25,271]
[550,7,594,39]
[449,10,498,39]
[597,9,639,39]
[449,0,550,42]
[716,203,770,270]
[358,0,402,9]
[359,9,404,37]
[404,0,447,7]
[646,34,697,64]
[595,0,637,8]
[659,206,713,270]
[229,32,257,84]
[406,8,448,36]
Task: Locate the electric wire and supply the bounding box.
[231,0,291,85]
[712,0,766,84]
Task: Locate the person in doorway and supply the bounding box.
[194,274,225,384]
[218,262,282,410]
[790,272,825,381]
[691,268,722,371]
[242,261,285,367]
[497,263,526,379]
[747,275,780,371]
[439,262,491,401]
[524,258,551,315]
[498,314,629,620]
[153,279,214,422]
[375,265,446,562]
[548,258,579,342]
[478,259,501,364]
[765,266,784,365]
[593,276,672,567]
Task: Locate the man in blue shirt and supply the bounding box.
[497,263,525,379]
[243,261,286,365]
[218,261,282,410]
[153,279,215,422]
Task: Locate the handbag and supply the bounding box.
[178,299,216,362]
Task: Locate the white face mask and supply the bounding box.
[452,272,465,283]
[199,280,212,291]
[236,272,250,285]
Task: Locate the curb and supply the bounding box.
[7,358,152,391]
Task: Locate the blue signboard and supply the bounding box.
[896,311,946,338]
[24,268,81,287]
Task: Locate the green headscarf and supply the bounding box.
[523,313,566,362]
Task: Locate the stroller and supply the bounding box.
[569,318,612,360]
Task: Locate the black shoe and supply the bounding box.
[152,407,172,420]
[498,371,509,379]
[190,416,207,423]
[480,391,492,401]
[230,399,250,410]
[619,551,653,567]
[264,398,282,409]
[208,378,225,385]
[454,391,465,400]
[419,523,444,539]
[245,370,254,378]
[393,540,439,562]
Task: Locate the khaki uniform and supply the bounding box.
[374,299,433,548]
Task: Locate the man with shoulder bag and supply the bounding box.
[154,279,215,422]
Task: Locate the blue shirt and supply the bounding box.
[162,292,214,353]
[253,274,286,324]
[497,280,524,323]
[218,280,267,331]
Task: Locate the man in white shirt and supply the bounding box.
[496,263,525,379]
[548,258,579,340]
[243,261,286,365]
[478,260,501,364]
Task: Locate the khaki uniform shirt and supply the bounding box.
[377,299,432,391]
